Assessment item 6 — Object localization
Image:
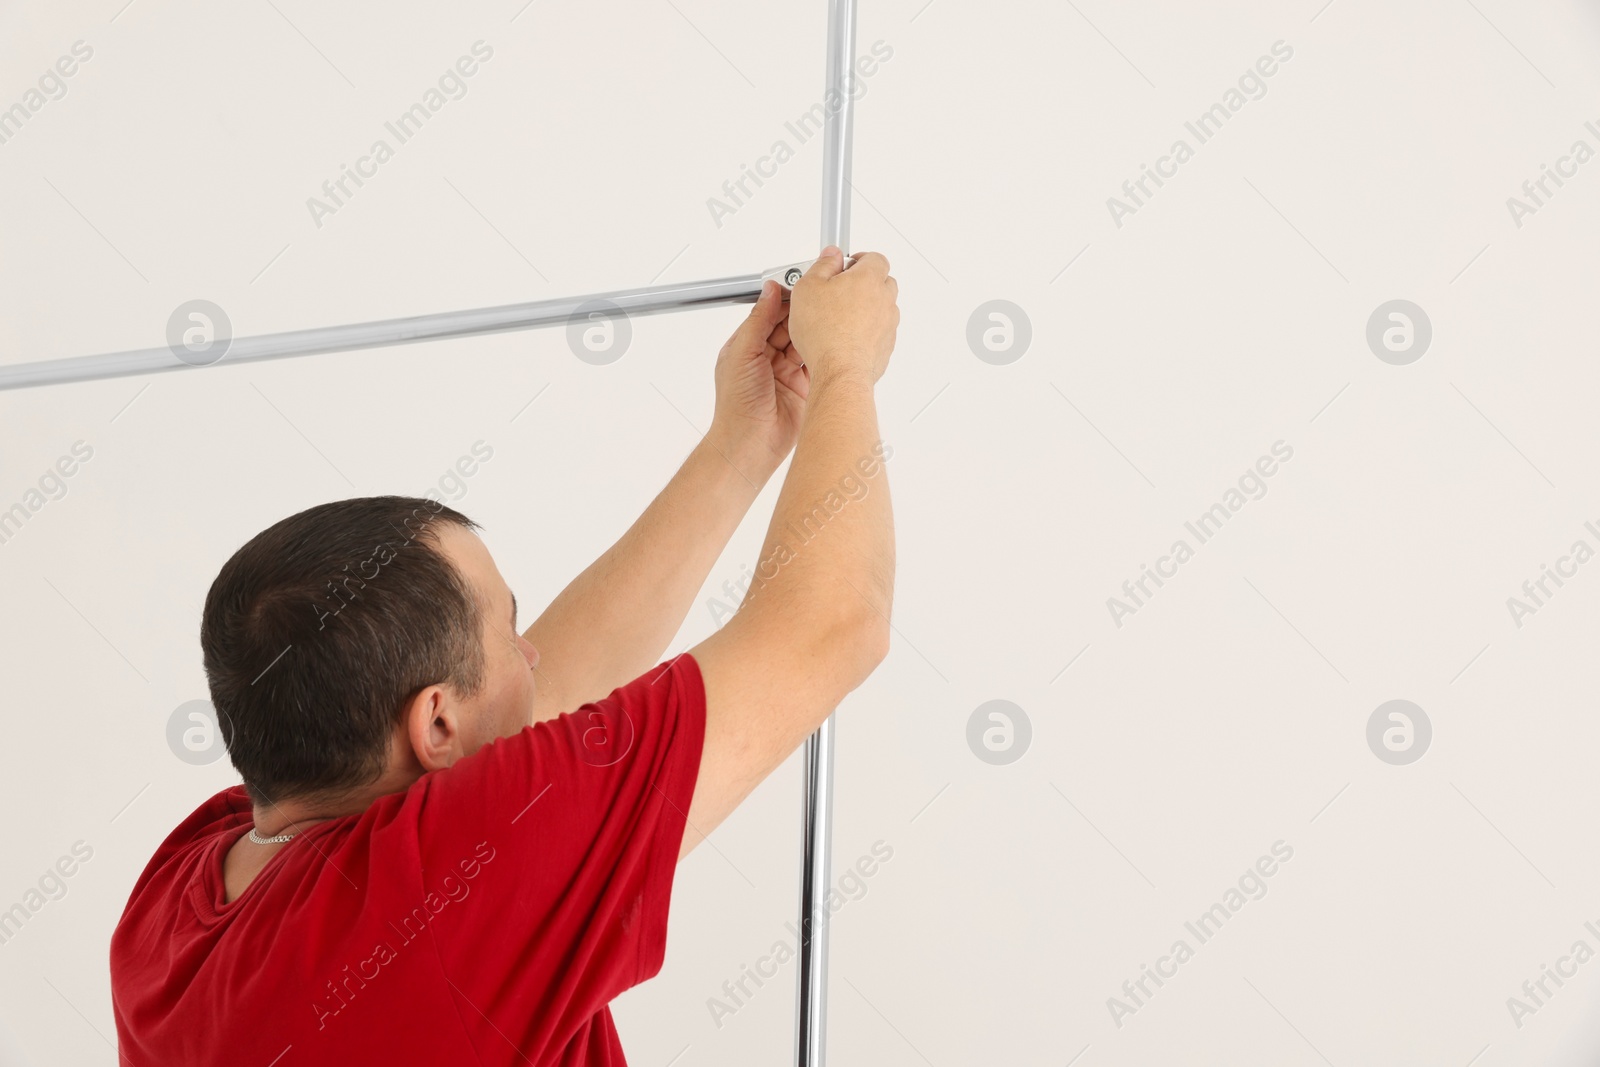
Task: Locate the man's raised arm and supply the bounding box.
[522,280,807,721]
[684,247,900,857]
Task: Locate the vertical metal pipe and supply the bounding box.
[819,0,858,252]
[794,716,836,1067]
[796,3,857,1066]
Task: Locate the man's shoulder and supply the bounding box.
[130,786,251,889]
[110,786,250,972]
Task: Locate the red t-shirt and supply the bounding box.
[110,654,706,1067]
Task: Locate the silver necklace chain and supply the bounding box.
[247,826,299,845]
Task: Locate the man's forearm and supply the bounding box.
[745,370,894,651]
[523,431,775,719]
[680,367,895,846]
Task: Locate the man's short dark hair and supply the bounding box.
[201,496,485,806]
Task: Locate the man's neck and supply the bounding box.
[250,796,361,837]
[251,759,424,835]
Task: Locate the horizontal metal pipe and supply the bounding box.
[0,272,765,392]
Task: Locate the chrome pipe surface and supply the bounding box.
[0,273,764,392]
[796,1,858,1065]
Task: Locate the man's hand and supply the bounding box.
[708,279,810,480]
[787,246,898,387]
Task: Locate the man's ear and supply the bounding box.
[403,684,465,772]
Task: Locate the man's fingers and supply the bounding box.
[802,245,847,282]
[846,250,890,278]
[800,248,889,288]
[771,346,810,398]
[726,280,786,351]
[752,278,784,321]
[768,319,791,352]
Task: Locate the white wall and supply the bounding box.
[3,0,1600,1063]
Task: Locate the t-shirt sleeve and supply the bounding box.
[414,653,706,1052]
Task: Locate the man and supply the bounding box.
[109,247,899,1066]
